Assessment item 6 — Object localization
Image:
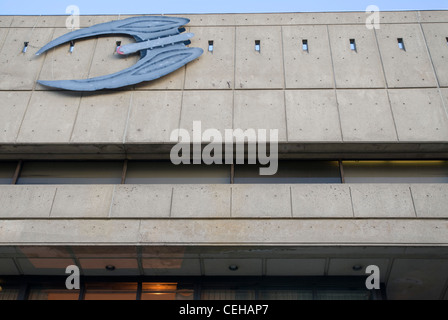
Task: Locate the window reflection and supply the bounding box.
[234,161,341,184]
[28,287,79,300]
[0,162,17,184]
[141,283,194,301]
[0,286,19,300]
[84,282,137,300]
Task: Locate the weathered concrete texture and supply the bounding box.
[411,184,448,218]
[291,185,352,218]
[234,90,287,141]
[0,28,9,54]
[50,185,114,218]
[328,258,390,282]
[337,89,398,141]
[143,258,201,276]
[285,90,341,142]
[125,91,182,143]
[328,25,385,88]
[282,25,334,88]
[0,16,14,27]
[422,23,448,87]
[10,16,40,28]
[0,91,31,143]
[111,185,172,218]
[0,258,20,275]
[203,258,262,276]
[389,89,448,141]
[16,91,81,143]
[350,184,416,218]
[70,91,132,143]
[418,11,448,23]
[0,186,56,218]
[185,27,235,89]
[266,259,326,276]
[172,185,231,218]
[0,28,53,90]
[179,91,233,140]
[376,24,437,88]
[387,259,448,300]
[231,185,291,218]
[235,26,284,89]
[36,28,96,91]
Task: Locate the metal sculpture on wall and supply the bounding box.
[36,16,203,91]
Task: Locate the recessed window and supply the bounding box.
[69,41,75,53]
[342,160,448,183]
[255,40,261,52]
[0,161,17,184]
[125,161,231,184]
[234,161,341,184]
[302,39,308,52]
[17,161,123,185]
[22,42,29,53]
[350,39,357,51]
[397,38,405,50]
[445,37,448,46]
[208,40,214,52]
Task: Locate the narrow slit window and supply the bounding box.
[302,39,308,52]
[398,38,405,50]
[22,42,29,53]
[255,40,261,52]
[208,40,214,52]
[116,41,122,51]
[445,37,448,46]
[350,39,356,51]
[69,41,75,53]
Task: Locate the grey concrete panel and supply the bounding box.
[378,12,419,24]
[180,91,233,140]
[337,89,398,141]
[231,185,291,218]
[185,27,235,89]
[70,91,131,143]
[389,89,448,141]
[421,23,448,87]
[283,26,334,88]
[329,25,385,88]
[235,26,284,89]
[0,28,9,53]
[143,258,201,276]
[125,91,182,143]
[80,16,120,28]
[419,11,448,23]
[285,90,341,142]
[0,16,14,27]
[411,184,448,218]
[387,259,448,300]
[0,186,56,218]
[171,185,231,218]
[266,259,326,276]
[328,258,389,282]
[51,185,114,218]
[183,14,237,26]
[10,16,40,28]
[17,91,81,143]
[376,24,437,88]
[0,91,31,143]
[0,220,141,244]
[291,185,353,218]
[0,258,19,275]
[234,90,287,141]
[110,185,172,218]
[0,28,53,90]
[350,184,416,218]
[203,258,262,276]
[36,28,96,91]
[138,219,448,245]
[88,35,139,79]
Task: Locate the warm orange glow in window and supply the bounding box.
[142,283,178,291]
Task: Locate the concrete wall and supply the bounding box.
[0,12,447,156]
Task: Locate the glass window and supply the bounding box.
[84,283,137,300]
[316,289,371,300]
[28,286,79,300]
[141,283,194,300]
[0,286,19,300]
[0,162,17,185]
[201,289,255,300]
[343,161,448,183]
[125,161,231,184]
[234,161,341,184]
[259,289,313,300]
[17,161,123,185]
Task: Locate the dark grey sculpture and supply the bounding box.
[36,16,203,91]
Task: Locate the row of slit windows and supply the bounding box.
[23,37,448,54]
[1,160,448,185]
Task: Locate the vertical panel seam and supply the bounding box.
[232,26,237,130]
[348,186,356,218]
[48,186,58,218]
[326,25,344,142]
[408,186,418,218]
[169,186,174,218]
[289,185,294,218]
[107,185,117,218]
[122,91,134,144]
[230,186,233,218]
[280,26,289,142]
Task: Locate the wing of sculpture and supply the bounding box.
[36,16,203,91]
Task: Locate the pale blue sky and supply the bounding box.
[0,0,447,15]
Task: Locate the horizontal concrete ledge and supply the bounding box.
[0,219,447,246]
[0,142,447,160]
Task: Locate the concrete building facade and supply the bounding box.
[0,11,448,300]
